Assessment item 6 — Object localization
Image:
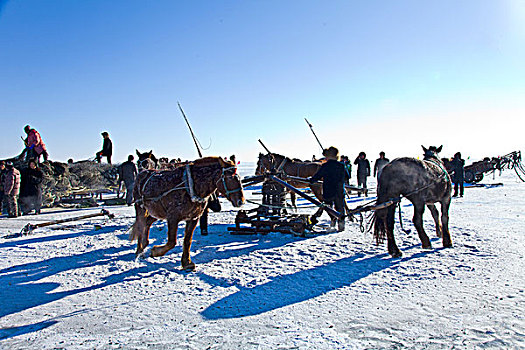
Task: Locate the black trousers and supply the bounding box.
[454,181,464,196]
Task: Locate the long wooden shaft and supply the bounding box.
[304,118,324,151]
[270,176,342,218]
[178,102,203,158]
[32,211,108,229]
[258,139,272,154]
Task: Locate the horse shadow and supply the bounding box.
[0,224,177,325]
[144,222,344,267]
[0,224,127,249]
[201,242,435,320]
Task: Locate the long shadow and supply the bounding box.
[201,244,434,320]
[0,224,128,248]
[189,224,310,265]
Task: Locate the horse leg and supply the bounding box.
[386,205,402,257]
[181,218,199,271]
[427,203,442,238]
[440,197,453,248]
[137,216,156,256]
[290,191,297,209]
[130,205,157,257]
[150,218,179,258]
[413,203,432,249]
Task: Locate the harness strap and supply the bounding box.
[184,164,208,203]
[219,167,242,196]
[276,157,288,172]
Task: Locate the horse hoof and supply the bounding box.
[422,244,432,250]
[182,262,196,271]
[391,251,402,258]
[443,243,453,248]
[150,246,163,258]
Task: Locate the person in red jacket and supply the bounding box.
[3,161,21,217]
[24,125,49,162]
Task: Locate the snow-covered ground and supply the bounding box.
[0,165,524,349]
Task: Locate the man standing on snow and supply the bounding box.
[373,152,390,181]
[24,125,49,162]
[118,155,138,205]
[354,151,370,196]
[450,152,465,197]
[96,131,113,164]
[308,146,346,232]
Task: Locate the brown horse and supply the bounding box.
[256,153,323,207]
[373,146,453,257]
[129,156,244,270]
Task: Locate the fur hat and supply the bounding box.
[322,146,339,159]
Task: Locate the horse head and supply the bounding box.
[255,152,282,175]
[136,149,159,170]
[216,157,245,207]
[422,145,443,161]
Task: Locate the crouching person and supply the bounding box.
[3,161,21,218]
[20,159,44,215]
[309,146,346,231]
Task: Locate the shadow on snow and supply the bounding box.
[201,241,436,320]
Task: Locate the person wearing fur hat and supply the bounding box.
[308,146,346,231]
[96,131,113,164]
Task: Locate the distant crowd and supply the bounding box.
[0,125,466,220]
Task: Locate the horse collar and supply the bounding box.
[425,158,451,183]
[184,164,208,203]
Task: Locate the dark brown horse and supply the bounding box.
[129,156,244,270]
[256,153,323,207]
[373,146,453,257]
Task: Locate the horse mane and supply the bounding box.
[192,156,234,168]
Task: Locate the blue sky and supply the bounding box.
[1,1,524,163]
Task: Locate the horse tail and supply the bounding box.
[372,183,396,245]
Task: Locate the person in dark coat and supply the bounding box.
[118,155,138,205]
[450,152,465,197]
[3,161,21,217]
[308,146,346,231]
[354,151,370,196]
[20,159,44,214]
[373,152,390,180]
[96,131,113,164]
[340,155,352,185]
[0,161,6,214]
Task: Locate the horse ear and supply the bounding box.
[218,157,227,168]
[437,145,443,153]
[422,145,428,153]
[136,149,141,156]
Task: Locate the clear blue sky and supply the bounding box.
[1,0,524,163]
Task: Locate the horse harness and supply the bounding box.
[135,164,241,208]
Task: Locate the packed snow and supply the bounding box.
[0,163,524,349]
